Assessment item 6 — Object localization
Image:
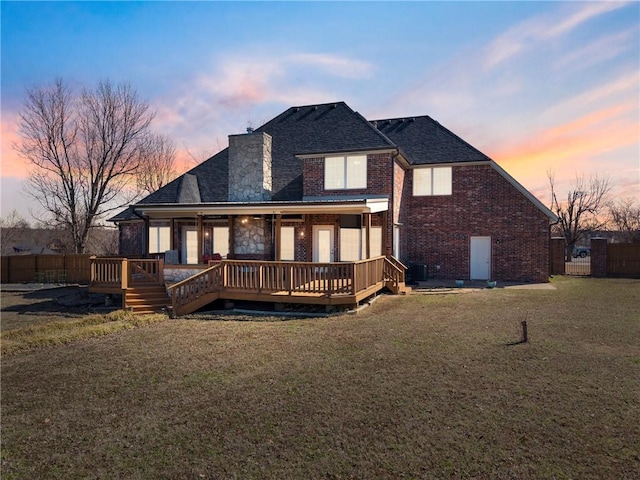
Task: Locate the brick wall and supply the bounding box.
[302,153,394,198]
[401,164,550,283]
[550,237,566,275]
[119,221,144,256]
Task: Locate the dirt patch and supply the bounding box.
[1,286,118,331]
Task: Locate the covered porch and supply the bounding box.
[89,255,408,316]
[118,197,391,266]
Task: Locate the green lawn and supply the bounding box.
[2,277,639,479]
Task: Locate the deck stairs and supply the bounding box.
[387,280,412,295]
[124,285,171,314]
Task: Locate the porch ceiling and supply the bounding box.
[134,198,389,218]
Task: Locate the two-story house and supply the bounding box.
[105,102,555,313]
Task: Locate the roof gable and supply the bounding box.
[256,102,395,200]
[373,116,491,165]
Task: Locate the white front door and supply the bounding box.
[182,226,198,264]
[313,225,334,262]
[470,236,491,280]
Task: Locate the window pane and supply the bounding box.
[213,227,229,257]
[340,228,361,261]
[433,167,452,195]
[346,155,367,189]
[158,226,170,252]
[149,225,170,253]
[413,168,432,196]
[280,226,295,261]
[148,227,159,253]
[325,157,344,189]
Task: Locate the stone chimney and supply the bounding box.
[228,130,272,202]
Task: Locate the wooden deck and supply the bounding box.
[89,256,407,316]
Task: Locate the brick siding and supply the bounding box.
[119,221,144,256]
[302,153,395,198]
[400,164,550,283]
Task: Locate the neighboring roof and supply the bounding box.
[372,116,491,165]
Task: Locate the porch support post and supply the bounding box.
[275,214,282,261]
[229,215,235,259]
[142,215,149,257]
[364,213,371,259]
[197,214,203,264]
[382,210,389,257]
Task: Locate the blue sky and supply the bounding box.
[1,1,638,220]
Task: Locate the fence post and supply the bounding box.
[158,258,164,285]
[121,259,129,289]
[550,237,566,275]
[591,238,607,278]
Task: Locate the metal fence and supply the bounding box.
[565,256,591,276]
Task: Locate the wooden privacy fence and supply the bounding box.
[1,254,92,284]
[607,244,640,277]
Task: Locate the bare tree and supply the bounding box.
[16,78,155,253]
[136,132,177,194]
[0,210,30,254]
[608,198,640,243]
[549,172,611,260]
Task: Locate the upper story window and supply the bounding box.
[413,166,452,196]
[325,155,367,190]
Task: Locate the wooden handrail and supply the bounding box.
[90,256,400,316]
[167,264,223,313]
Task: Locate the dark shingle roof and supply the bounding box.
[373,116,491,165]
[109,103,494,222]
[255,102,395,200]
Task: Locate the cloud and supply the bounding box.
[483,1,629,70]
[287,53,373,79]
[554,26,638,71]
[491,98,639,202]
[0,114,30,179]
[493,102,637,166]
[152,51,374,153]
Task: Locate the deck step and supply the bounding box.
[125,285,170,314]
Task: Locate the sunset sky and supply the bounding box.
[1,1,638,220]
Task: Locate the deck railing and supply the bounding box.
[90,255,404,313]
[90,257,124,289]
[90,257,164,289]
[383,256,407,290]
[127,259,164,286]
[167,264,223,313]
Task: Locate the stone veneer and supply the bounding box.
[234,217,268,257]
[164,267,206,293]
[228,131,272,202]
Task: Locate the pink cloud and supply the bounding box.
[492,101,639,200]
[0,115,30,179]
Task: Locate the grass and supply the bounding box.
[1,277,639,479]
[1,310,166,355]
